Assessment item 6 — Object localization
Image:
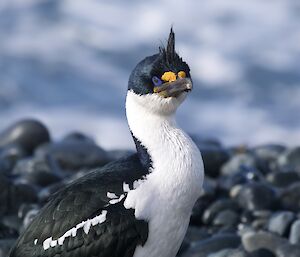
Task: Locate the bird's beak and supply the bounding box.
[153,78,193,98]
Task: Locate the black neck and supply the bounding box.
[131,132,152,170]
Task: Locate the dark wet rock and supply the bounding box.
[249,249,275,257]
[13,156,63,187]
[184,226,210,245]
[267,171,300,188]
[289,219,300,244]
[177,238,190,257]
[278,147,300,173]
[107,149,135,161]
[62,131,95,143]
[17,203,40,220]
[251,218,269,230]
[0,239,16,257]
[0,119,50,155]
[0,174,10,217]
[202,199,240,225]
[0,223,18,239]
[234,182,277,211]
[267,211,295,236]
[276,242,300,257]
[219,167,264,191]
[252,210,272,219]
[221,153,268,176]
[242,231,285,253]
[38,182,65,203]
[208,248,248,257]
[22,208,40,230]
[8,181,38,214]
[252,144,286,164]
[280,182,300,211]
[190,195,215,226]
[1,215,22,233]
[198,145,230,178]
[181,233,241,257]
[213,209,239,227]
[189,135,222,148]
[35,140,109,170]
[0,144,27,173]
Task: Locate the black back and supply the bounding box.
[10,154,150,257]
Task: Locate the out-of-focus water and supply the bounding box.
[0,0,300,149]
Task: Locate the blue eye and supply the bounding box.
[152,76,162,86]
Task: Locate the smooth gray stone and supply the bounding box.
[267,171,300,188]
[276,242,300,257]
[0,119,50,154]
[35,140,109,170]
[208,248,248,257]
[0,239,16,257]
[184,226,210,245]
[197,144,230,177]
[202,199,240,225]
[182,233,241,257]
[221,153,258,176]
[278,147,300,173]
[235,182,276,211]
[289,219,300,244]
[280,182,300,211]
[213,209,239,227]
[13,157,63,187]
[267,211,295,236]
[249,249,275,257]
[242,231,286,253]
[253,144,286,163]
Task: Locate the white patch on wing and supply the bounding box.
[109,194,125,204]
[107,192,118,199]
[123,182,130,192]
[34,239,38,245]
[42,210,107,250]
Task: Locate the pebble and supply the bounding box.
[221,153,267,176]
[234,182,277,211]
[213,210,239,227]
[276,242,300,257]
[35,140,110,170]
[0,119,50,154]
[242,231,285,253]
[248,249,275,257]
[0,239,16,257]
[202,199,240,225]
[278,147,300,173]
[12,157,63,187]
[208,248,248,257]
[289,219,300,244]
[280,182,300,211]
[184,226,210,245]
[267,211,295,236]
[267,171,300,188]
[198,145,230,178]
[182,233,241,257]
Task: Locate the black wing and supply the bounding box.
[10,154,149,257]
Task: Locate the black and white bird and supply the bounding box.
[9,29,204,257]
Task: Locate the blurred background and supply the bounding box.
[0,0,299,150]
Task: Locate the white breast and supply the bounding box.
[124,91,204,257]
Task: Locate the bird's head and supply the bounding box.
[127,28,192,115]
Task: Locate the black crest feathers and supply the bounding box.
[159,27,180,66]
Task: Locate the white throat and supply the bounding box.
[125,90,204,257]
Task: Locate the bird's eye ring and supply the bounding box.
[152,76,163,86]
